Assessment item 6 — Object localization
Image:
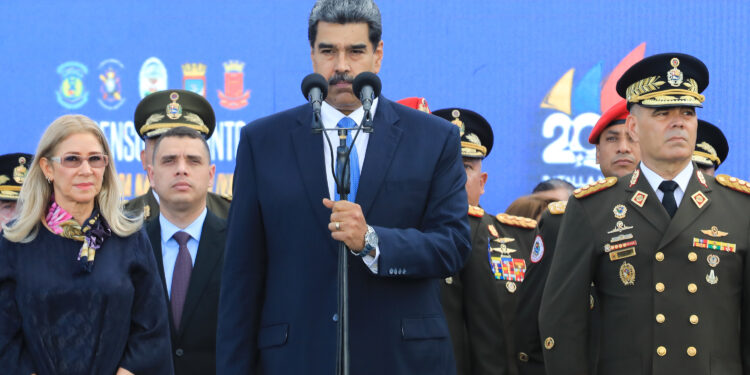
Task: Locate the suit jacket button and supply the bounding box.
[656,346,667,357]
[518,352,529,362]
[687,346,697,357]
[175,348,184,357]
[688,283,698,293]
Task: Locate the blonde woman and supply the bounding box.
[0,115,173,375]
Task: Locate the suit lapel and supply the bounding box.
[292,109,333,232]
[624,168,670,233]
[177,211,226,340]
[356,97,402,217]
[658,169,712,250]
[145,217,176,340]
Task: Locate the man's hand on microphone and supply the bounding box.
[323,198,367,251]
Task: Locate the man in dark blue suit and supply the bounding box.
[216,0,470,374]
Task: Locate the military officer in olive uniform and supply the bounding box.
[692,119,728,176]
[0,153,32,231]
[540,53,750,375]
[514,99,641,374]
[125,89,231,220]
[433,108,536,375]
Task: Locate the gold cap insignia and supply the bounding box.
[666,57,684,87]
[13,157,28,184]
[166,92,183,120]
[450,109,465,137]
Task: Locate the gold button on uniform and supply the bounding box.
[688,283,698,293]
[445,277,453,285]
[655,282,665,292]
[655,314,665,323]
[518,352,529,362]
[544,337,555,350]
[688,252,698,262]
[687,346,697,357]
[689,315,699,325]
[657,346,667,356]
[655,252,664,261]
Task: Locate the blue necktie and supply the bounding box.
[335,117,360,202]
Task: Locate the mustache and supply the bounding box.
[329,73,354,85]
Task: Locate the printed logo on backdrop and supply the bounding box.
[56,61,89,109]
[139,57,168,98]
[537,43,645,187]
[182,63,207,97]
[98,59,125,110]
[218,60,251,110]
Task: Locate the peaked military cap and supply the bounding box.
[589,99,629,144]
[396,97,431,113]
[693,120,728,170]
[0,153,32,201]
[616,52,708,108]
[134,89,216,140]
[432,108,494,159]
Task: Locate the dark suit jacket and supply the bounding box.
[146,210,227,375]
[217,97,471,374]
[540,166,750,375]
[126,188,231,220]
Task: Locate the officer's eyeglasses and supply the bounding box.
[49,154,109,168]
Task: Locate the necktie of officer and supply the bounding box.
[335,117,360,202]
[171,231,193,330]
[659,180,679,218]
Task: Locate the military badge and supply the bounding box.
[13,157,28,184]
[701,226,728,238]
[666,57,684,87]
[139,57,168,98]
[530,235,544,263]
[629,169,640,187]
[183,63,207,97]
[218,60,251,110]
[489,241,526,283]
[609,247,636,261]
[706,269,718,285]
[494,237,515,244]
[97,59,125,110]
[487,224,499,238]
[450,109,465,136]
[604,240,636,253]
[706,254,720,268]
[506,281,517,293]
[166,92,183,120]
[691,191,708,209]
[590,294,595,310]
[610,233,633,243]
[693,237,736,253]
[613,204,627,219]
[607,220,633,234]
[56,61,89,109]
[143,205,151,220]
[444,276,453,285]
[631,191,648,207]
[619,261,636,286]
[697,170,708,188]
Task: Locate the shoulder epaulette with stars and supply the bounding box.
[547,200,567,215]
[715,174,750,195]
[496,213,537,229]
[468,205,485,217]
[573,176,618,199]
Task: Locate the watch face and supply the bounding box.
[365,227,378,248]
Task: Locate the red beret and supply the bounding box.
[589,99,629,144]
[396,97,431,113]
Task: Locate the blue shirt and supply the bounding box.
[160,208,207,297]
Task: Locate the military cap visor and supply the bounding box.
[134,89,216,140]
[616,53,708,108]
[0,153,32,201]
[432,108,494,159]
[589,99,629,144]
[693,120,728,169]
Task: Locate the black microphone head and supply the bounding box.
[353,72,381,100]
[301,73,328,100]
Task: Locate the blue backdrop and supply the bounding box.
[1,1,748,214]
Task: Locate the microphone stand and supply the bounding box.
[334,127,351,375]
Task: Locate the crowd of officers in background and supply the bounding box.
[0,51,746,375]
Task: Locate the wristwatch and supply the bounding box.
[358,225,378,257]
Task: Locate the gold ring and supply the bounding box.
[335,222,341,231]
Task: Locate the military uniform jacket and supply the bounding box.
[124,188,231,220]
[539,166,750,375]
[442,206,535,375]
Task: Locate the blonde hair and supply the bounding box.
[3,115,142,242]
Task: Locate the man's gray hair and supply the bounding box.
[308,0,382,48]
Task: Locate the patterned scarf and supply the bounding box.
[46,199,111,273]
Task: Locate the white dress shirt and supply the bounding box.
[320,98,380,273]
[639,161,694,209]
[159,208,207,297]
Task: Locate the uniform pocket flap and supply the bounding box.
[401,316,448,340]
[257,323,289,349]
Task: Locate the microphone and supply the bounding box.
[301,73,328,133]
[352,72,381,132]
